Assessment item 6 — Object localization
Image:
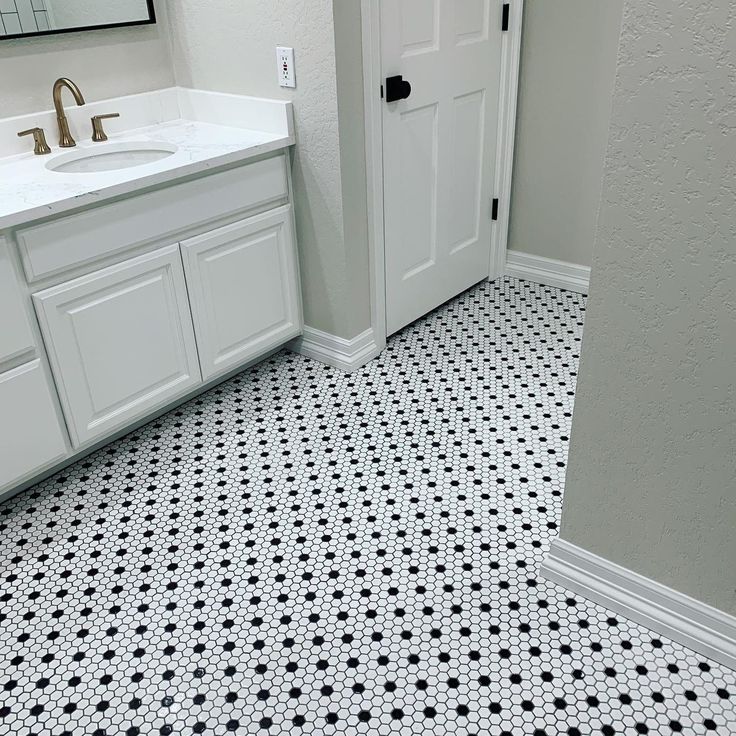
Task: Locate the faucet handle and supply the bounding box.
[18,127,52,155]
[91,113,120,143]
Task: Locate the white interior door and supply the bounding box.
[382,0,503,335]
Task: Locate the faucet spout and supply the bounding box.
[53,77,86,148]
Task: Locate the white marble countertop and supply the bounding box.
[0,88,294,230]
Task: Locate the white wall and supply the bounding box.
[0,1,173,117]
[508,0,623,267]
[166,0,371,340]
[559,0,736,615]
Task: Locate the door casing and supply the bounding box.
[360,0,524,350]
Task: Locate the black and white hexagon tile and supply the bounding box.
[1,278,734,736]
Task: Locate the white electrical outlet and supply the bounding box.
[277,46,296,88]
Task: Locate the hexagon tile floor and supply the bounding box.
[1,278,734,736]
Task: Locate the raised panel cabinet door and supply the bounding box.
[0,360,67,493]
[33,245,201,448]
[181,206,302,380]
[0,236,35,364]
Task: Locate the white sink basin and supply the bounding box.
[46,141,178,174]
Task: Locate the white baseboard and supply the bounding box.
[289,326,381,373]
[541,539,736,672]
[506,250,590,294]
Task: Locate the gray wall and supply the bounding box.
[508,0,623,267]
[333,0,372,339]
[560,0,736,615]
[167,0,371,340]
[0,3,173,117]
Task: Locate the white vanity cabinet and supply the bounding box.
[33,245,202,447]
[0,240,68,489]
[0,240,35,362]
[0,148,302,498]
[0,361,68,489]
[181,206,301,380]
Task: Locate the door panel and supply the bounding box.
[396,104,438,278]
[0,237,34,364]
[382,0,503,334]
[0,360,67,491]
[33,245,201,447]
[450,89,485,252]
[181,206,302,380]
[455,0,489,44]
[400,0,438,56]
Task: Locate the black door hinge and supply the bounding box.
[492,198,500,221]
[502,3,510,31]
[380,84,384,99]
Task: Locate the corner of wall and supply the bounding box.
[154,0,177,85]
[332,0,373,340]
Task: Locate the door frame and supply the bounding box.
[361,0,524,348]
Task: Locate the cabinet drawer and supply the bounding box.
[181,206,302,379]
[17,154,289,282]
[0,360,67,492]
[33,245,201,447]
[0,237,34,364]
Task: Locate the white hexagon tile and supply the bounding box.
[1,278,733,736]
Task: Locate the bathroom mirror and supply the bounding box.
[0,0,155,39]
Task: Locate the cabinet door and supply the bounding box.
[33,245,201,448]
[0,360,67,493]
[181,206,302,379]
[0,237,35,364]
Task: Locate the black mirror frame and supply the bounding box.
[0,0,156,41]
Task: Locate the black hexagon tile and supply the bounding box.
[1,279,733,736]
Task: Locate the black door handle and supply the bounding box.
[385,75,412,103]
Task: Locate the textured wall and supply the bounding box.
[560,0,736,615]
[0,1,173,116]
[166,0,371,339]
[508,0,623,267]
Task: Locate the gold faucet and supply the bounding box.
[18,127,52,155]
[52,77,86,147]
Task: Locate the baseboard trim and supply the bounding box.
[289,327,381,373]
[506,250,590,294]
[541,539,736,671]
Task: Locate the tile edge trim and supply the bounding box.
[289,327,381,373]
[541,538,736,672]
[505,250,590,294]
